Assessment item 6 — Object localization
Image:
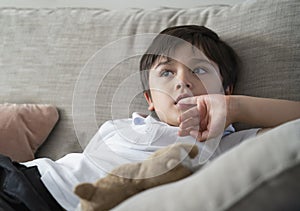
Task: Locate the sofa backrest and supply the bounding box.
[0,0,299,159]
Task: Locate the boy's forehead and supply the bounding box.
[152,44,214,68]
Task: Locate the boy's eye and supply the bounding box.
[192,67,207,75]
[160,70,173,77]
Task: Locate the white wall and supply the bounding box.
[0,0,246,9]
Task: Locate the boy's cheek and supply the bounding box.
[203,80,224,95]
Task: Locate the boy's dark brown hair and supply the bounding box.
[139,25,240,93]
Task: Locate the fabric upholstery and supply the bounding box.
[0,0,299,159]
[112,118,300,211]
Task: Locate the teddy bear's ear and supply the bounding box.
[74,183,96,201]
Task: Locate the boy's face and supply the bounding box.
[144,44,224,126]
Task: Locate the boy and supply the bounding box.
[139,25,300,141]
[1,25,300,211]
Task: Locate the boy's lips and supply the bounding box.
[174,93,193,105]
[174,93,196,110]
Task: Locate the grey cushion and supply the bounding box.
[0,0,299,159]
[112,119,300,211]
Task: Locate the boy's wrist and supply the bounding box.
[226,95,238,126]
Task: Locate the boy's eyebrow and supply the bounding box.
[189,58,212,65]
[154,59,173,69]
[153,58,214,69]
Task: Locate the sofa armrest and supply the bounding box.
[113,119,300,211]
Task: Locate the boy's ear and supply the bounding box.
[225,85,233,95]
[144,91,155,111]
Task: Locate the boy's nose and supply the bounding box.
[175,70,192,90]
[176,81,191,89]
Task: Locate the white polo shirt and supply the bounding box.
[23,112,259,211]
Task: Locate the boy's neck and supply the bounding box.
[150,111,160,121]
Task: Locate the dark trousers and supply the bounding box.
[0,154,65,211]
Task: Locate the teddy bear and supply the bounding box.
[74,143,199,211]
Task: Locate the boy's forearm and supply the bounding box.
[227,95,300,128]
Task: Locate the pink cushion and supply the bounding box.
[0,104,59,162]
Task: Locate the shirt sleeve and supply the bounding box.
[211,128,260,160]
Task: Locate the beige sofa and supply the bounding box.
[0,0,299,210]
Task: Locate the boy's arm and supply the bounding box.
[228,95,300,129]
[178,95,300,141]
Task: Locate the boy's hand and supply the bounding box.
[177,94,230,142]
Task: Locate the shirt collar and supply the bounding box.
[132,112,146,125]
[132,112,166,126]
[132,112,235,136]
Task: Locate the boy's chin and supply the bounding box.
[156,115,180,127]
[164,117,181,127]
[156,118,176,126]
[164,120,179,127]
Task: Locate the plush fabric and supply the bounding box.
[74,143,198,211]
[0,0,299,159]
[0,104,59,162]
[112,118,300,211]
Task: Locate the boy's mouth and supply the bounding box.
[174,93,193,105]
